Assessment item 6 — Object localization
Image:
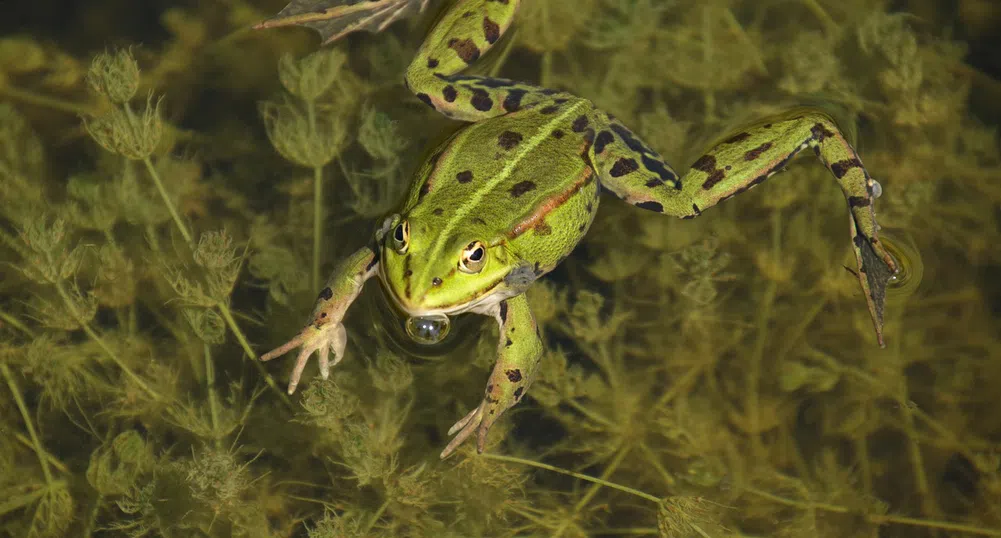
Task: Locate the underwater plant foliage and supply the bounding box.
[1,0,1000,536]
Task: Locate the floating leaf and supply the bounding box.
[254,0,431,45]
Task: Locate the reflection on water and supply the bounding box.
[882,230,924,301]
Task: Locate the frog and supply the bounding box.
[259,0,897,459]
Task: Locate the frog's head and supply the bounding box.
[379,213,516,318]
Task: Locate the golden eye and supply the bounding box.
[391,220,409,254]
[458,241,486,273]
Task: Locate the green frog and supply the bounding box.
[260,0,897,458]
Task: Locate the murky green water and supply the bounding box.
[1,1,999,536]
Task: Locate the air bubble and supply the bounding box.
[871,179,883,199]
[406,314,451,345]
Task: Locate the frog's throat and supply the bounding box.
[377,263,508,318]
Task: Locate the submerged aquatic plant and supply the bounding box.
[0,0,1000,537]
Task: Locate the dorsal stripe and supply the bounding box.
[426,100,587,263]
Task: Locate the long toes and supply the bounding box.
[317,345,330,379]
[287,347,313,394]
[260,333,305,362]
[441,422,477,459]
[476,422,490,453]
[441,404,485,459]
[447,405,481,436]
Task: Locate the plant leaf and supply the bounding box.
[254,0,431,45]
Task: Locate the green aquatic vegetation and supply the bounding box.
[1,0,1001,537]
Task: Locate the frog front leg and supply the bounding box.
[260,246,379,393]
[441,294,543,459]
[583,109,897,345]
[404,0,568,121]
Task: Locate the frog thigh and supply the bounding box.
[407,0,522,83]
[405,0,567,121]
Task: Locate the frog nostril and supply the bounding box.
[432,277,443,287]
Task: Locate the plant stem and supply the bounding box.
[142,156,193,245]
[551,445,633,538]
[744,485,1001,536]
[215,302,292,407]
[362,498,391,535]
[119,103,193,245]
[2,363,54,486]
[313,164,323,292]
[81,493,103,538]
[483,452,659,503]
[0,85,98,115]
[306,99,323,292]
[13,433,68,473]
[745,210,781,455]
[54,281,160,400]
[205,342,222,450]
[0,308,35,337]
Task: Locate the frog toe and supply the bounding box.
[851,230,898,347]
[261,322,348,394]
[441,402,485,459]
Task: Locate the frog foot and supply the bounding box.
[851,228,898,347]
[260,322,347,394]
[440,399,499,458]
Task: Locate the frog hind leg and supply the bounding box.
[405,0,564,121]
[587,109,897,346]
[440,294,543,458]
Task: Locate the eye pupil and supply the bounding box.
[458,241,487,273]
[394,224,404,242]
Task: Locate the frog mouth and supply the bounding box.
[378,268,511,346]
[378,268,507,318]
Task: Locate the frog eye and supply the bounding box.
[391,220,409,254]
[458,241,486,273]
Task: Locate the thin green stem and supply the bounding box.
[745,210,781,454]
[204,342,222,450]
[215,302,292,407]
[539,1,552,87]
[482,452,659,503]
[2,363,54,486]
[81,493,103,538]
[312,164,323,292]
[0,85,98,115]
[13,433,68,473]
[550,445,634,538]
[743,485,1001,536]
[0,308,35,338]
[142,156,193,245]
[362,498,391,535]
[119,104,193,245]
[53,281,160,400]
[637,441,677,489]
[573,445,632,510]
[541,51,553,89]
[305,97,326,292]
[565,399,614,428]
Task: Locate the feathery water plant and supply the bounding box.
[0,1,999,537]
[262,47,353,291]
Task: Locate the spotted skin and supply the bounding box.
[259,0,897,460]
[260,245,380,394]
[441,294,542,457]
[405,0,572,122]
[587,109,896,341]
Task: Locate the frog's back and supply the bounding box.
[402,101,600,270]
